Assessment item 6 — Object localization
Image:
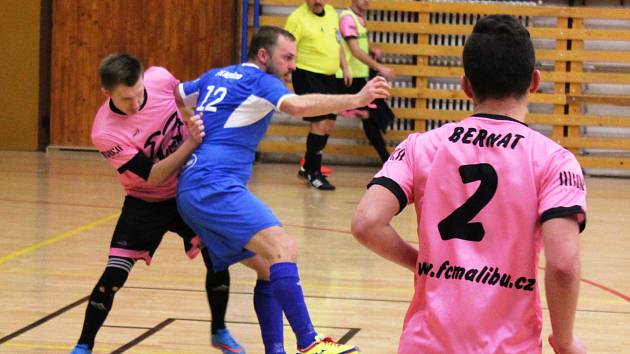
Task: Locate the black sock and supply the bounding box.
[203,250,230,334]
[77,258,132,349]
[362,118,390,163]
[304,133,328,174]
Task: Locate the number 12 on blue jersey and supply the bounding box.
[197,85,227,112]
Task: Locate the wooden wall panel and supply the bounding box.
[258,1,630,171]
[0,0,42,151]
[51,0,236,148]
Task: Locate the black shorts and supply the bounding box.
[339,77,368,95]
[291,67,339,122]
[109,195,202,265]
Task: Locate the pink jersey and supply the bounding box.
[373,114,586,353]
[339,11,366,38]
[92,66,186,202]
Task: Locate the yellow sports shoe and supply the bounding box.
[297,335,360,354]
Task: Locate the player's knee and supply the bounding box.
[251,258,271,280]
[268,233,298,263]
[325,119,336,132]
[317,121,334,135]
[241,255,271,280]
[207,269,230,290]
[90,282,119,312]
[351,211,373,243]
[255,266,270,280]
[89,258,133,311]
[250,262,270,280]
[311,121,329,135]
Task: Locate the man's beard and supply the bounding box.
[268,64,290,83]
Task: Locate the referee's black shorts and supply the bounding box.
[291,67,339,122]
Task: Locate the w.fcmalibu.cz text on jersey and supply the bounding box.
[372,114,587,354]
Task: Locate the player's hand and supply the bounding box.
[370,47,382,60]
[357,76,391,107]
[179,107,195,123]
[549,334,587,354]
[186,114,205,145]
[378,66,396,81]
[343,69,353,87]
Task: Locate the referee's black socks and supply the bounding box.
[304,133,328,174]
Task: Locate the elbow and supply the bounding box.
[546,258,580,284]
[282,101,307,117]
[351,212,376,245]
[350,48,363,59]
[146,169,169,185]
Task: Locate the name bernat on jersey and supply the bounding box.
[448,126,525,150]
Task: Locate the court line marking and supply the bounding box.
[111,318,175,354]
[0,296,89,344]
[579,278,630,302]
[284,223,630,303]
[0,212,119,266]
[1,293,359,352]
[113,318,358,353]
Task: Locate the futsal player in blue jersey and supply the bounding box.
[175,26,390,354]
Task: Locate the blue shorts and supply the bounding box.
[176,177,281,271]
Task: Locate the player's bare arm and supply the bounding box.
[174,85,195,121]
[280,76,390,117]
[346,38,395,81]
[340,44,353,87]
[542,217,585,354]
[351,184,418,272]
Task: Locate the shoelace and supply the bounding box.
[213,332,241,348]
[299,336,341,352]
[317,336,343,347]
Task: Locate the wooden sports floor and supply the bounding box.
[0,150,628,354]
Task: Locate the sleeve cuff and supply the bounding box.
[541,205,587,233]
[367,176,408,214]
[179,84,198,108]
[276,93,297,112]
[117,151,153,180]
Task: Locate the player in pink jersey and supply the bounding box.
[351,15,586,354]
[70,53,244,354]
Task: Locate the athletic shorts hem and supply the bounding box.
[109,248,152,265]
[206,220,282,272]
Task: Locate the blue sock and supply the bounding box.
[269,262,317,349]
[254,280,286,354]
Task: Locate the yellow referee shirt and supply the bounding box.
[285,3,340,75]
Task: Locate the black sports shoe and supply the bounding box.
[298,166,308,180]
[307,171,335,191]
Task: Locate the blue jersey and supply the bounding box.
[178,63,293,191]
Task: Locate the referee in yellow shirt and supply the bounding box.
[286,0,349,191]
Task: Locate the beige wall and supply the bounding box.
[0,0,42,150]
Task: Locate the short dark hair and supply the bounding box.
[463,15,535,102]
[246,26,296,61]
[99,53,144,91]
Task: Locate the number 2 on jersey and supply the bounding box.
[198,85,227,112]
[438,163,498,242]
